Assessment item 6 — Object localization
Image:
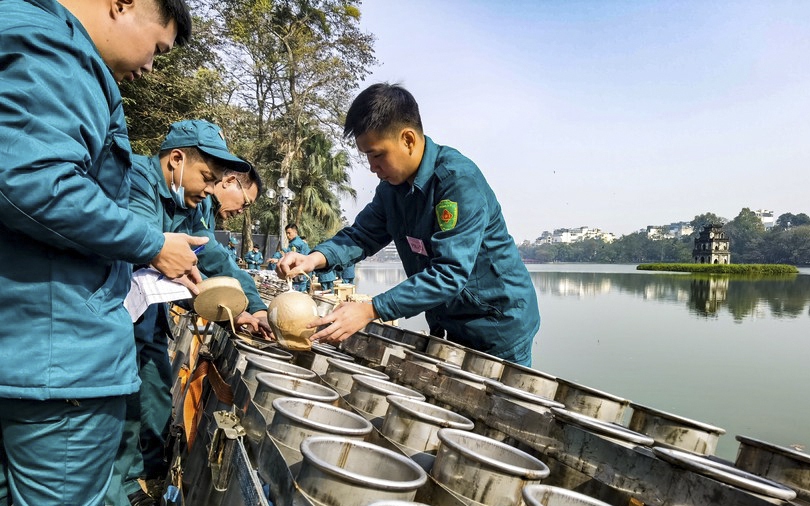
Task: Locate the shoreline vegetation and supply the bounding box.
[636,263,799,275]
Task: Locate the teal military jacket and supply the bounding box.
[285,236,311,286]
[195,197,267,314]
[287,236,310,255]
[245,250,264,269]
[315,137,540,358]
[0,0,165,399]
[316,267,336,283]
[337,263,355,281]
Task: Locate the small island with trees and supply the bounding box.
[638,223,798,274]
[636,263,798,275]
[519,210,810,268]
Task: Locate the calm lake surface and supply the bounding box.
[353,262,810,461]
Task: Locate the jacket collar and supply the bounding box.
[411,136,437,193]
[29,0,95,52]
[385,136,437,196]
[151,155,173,203]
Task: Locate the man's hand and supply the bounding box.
[276,252,326,280]
[169,267,204,295]
[307,301,378,345]
[250,310,274,340]
[152,233,208,281]
[236,311,273,340]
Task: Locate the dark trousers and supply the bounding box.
[107,331,172,505]
[0,396,126,506]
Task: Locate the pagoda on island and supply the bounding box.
[693,224,730,264]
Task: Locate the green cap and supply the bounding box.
[161,120,250,172]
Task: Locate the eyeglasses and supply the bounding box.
[235,179,252,210]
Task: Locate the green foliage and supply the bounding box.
[292,130,356,242]
[215,0,375,241]
[690,212,727,234]
[637,263,798,275]
[121,17,245,155]
[121,0,376,243]
[775,212,810,231]
[520,209,810,266]
[723,208,765,263]
[519,233,693,264]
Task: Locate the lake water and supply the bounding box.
[353,262,810,461]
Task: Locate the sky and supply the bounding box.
[339,0,810,242]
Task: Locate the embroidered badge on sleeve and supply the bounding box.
[435,199,458,231]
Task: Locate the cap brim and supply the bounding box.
[199,146,251,172]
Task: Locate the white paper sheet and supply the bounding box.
[124,268,193,322]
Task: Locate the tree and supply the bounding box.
[763,225,810,265]
[121,17,245,155]
[775,212,810,231]
[725,208,766,263]
[216,0,376,245]
[292,131,356,243]
[690,212,726,237]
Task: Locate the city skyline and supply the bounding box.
[339,1,810,243]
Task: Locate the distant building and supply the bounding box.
[535,232,553,244]
[668,221,694,238]
[538,226,615,244]
[642,225,664,240]
[754,209,775,230]
[642,222,693,240]
[693,224,730,264]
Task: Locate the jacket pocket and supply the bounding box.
[86,133,132,205]
[85,260,130,316]
[450,287,505,319]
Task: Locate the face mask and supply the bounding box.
[170,158,187,209]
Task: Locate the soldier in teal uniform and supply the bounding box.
[0,1,196,504]
[285,224,311,255]
[278,83,540,366]
[316,266,337,291]
[336,262,356,285]
[269,248,284,266]
[227,236,240,263]
[108,120,271,506]
[198,163,262,224]
[196,164,270,309]
[246,245,264,270]
[282,224,311,291]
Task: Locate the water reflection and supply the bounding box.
[356,263,810,461]
[530,271,810,321]
[356,264,408,290]
[689,277,728,316]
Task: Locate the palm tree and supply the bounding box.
[292,131,356,241]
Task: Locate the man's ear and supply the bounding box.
[167,149,185,170]
[222,174,238,186]
[401,129,417,155]
[111,0,135,18]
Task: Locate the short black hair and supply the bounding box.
[343,83,423,139]
[228,157,263,198]
[154,0,192,46]
[285,224,299,232]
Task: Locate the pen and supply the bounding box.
[157,244,206,281]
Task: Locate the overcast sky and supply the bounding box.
[339,0,810,242]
